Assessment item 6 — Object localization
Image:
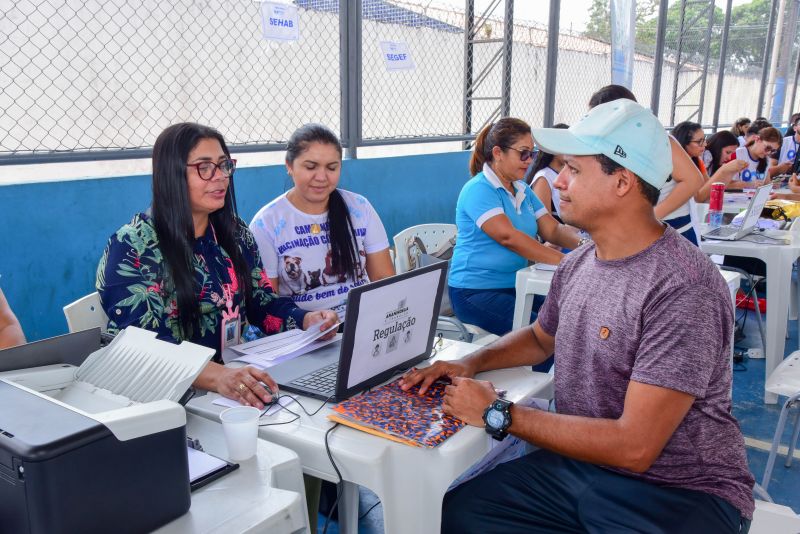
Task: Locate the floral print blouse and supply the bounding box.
[96,212,307,360]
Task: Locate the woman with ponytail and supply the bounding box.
[450,119,580,370]
[249,124,394,319]
[97,123,337,410]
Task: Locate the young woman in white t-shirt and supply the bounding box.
[249,124,395,318]
[729,126,789,189]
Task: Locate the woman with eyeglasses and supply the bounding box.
[449,118,579,368]
[672,122,747,203]
[96,123,337,409]
[730,126,790,188]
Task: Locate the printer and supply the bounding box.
[0,327,214,534]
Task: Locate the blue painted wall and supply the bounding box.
[0,151,471,341]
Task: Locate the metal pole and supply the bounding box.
[790,32,800,115]
[500,0,514,117]
[543,0,560,127]
[610,0,636,88]
[463,0,475,146]
[696,2,716,125]
[767,0,789,122]
[340,1,351,157]
[712,0,734,132]
[650,0,669,116]
[670,0,688,126]
[770,0,799,123]
[341,0,361,159]
[757,0,780,118]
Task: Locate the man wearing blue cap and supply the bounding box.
[400,100,754,532]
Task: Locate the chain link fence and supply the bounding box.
[508,14,549,131]
[0,0,340,155]
[552,9,612,126]
[360,2,465,140]
[1,0,798,162]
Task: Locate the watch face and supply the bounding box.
[486,409,505,429]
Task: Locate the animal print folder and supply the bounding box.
[328,381,466,448]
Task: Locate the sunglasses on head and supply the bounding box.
[503,146,535,162]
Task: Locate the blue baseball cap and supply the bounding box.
[531,100,673,189]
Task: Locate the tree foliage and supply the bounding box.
[585,0,774,71]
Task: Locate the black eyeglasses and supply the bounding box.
[503,146,534,162]
[187,159,237,180]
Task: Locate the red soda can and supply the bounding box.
[709,182,725,212]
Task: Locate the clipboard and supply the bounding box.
[187,444,240,492]
[190,460,239,492]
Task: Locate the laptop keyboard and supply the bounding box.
[704,226,738,238]
[289,362,338,393]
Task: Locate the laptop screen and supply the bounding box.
[336,261,446,397]
[740,184,772,232]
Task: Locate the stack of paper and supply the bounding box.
[187,446,228,483]
[230,324,340,369]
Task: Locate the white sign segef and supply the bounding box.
[261,1,299,42]
[379,40,415,71]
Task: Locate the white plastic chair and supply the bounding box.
[393,224,490,342]
[63,292,109,333]
[393,224,457,278]
[761,350,800,491]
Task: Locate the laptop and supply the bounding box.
[268,261,447,402]
[702,184,772,241]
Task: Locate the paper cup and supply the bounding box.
[220,406,260,461]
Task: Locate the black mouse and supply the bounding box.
[260,383,278,406]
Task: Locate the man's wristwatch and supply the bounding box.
[483,398,514,441]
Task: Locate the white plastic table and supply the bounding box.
[156,413,309,534]
[187,340,554,534]
[700,230,800,403]
[512,265,741,332]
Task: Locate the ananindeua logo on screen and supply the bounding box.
[373,299,416,342]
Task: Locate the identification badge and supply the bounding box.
[220,305,241,350]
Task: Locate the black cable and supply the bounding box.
[322,423,342,534]
[257,393,333,427]
[358,499,382,520]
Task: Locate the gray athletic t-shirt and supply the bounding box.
[537,226,754,519]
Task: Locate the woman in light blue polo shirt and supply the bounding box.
[449,118,581,370]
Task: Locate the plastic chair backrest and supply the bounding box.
[393,224,457,275]
[393,224,457,315]
[63,292,109,333]
[765,350,800,398]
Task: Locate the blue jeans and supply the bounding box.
[449,286,553,373]
[442,449,750,533]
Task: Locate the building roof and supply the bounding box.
[295,0,463,33]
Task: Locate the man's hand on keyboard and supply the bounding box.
[399,360,476,395]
